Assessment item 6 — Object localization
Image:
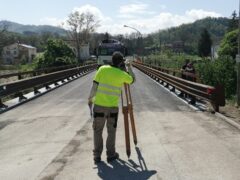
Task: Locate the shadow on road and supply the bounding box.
[96,147,157,180]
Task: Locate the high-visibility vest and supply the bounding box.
[93,65,133,107]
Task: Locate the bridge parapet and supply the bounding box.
[0,64,97,110]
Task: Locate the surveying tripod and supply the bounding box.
[121,83,137,158]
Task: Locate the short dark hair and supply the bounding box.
[112,51,124,67]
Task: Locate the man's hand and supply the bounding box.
[88,98,93,106]
[125,59,131,67]
[88,98,93,117]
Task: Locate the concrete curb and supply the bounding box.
[215,112,240,130]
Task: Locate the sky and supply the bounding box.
[0,0,238,35]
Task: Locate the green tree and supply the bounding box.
[198,29,212,57]
[36,39,76,69]
[66,11,99,63]
[218,29,238,59]
[228,10,238,32]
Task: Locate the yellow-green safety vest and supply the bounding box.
[93,65,133,107]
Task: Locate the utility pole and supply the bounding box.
[237,0,240,106]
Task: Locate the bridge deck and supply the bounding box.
[0,68,240,180]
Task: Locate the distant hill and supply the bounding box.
[149,17,230,54]
[0,20,67,36]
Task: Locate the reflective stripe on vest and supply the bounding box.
[98,83,122,91]
[97,83,121,97]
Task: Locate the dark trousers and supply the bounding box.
[92,105,119,158]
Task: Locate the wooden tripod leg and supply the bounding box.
[123,106,131,158]
[127,84,138,145]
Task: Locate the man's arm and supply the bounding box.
[127,65,135,83]
[125,59,136,83]
[88,81,98,103]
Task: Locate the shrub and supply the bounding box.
[35,39,76,69]
[197,55,236,98]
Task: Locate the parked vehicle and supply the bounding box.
[97,39,127,67]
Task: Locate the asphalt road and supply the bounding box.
[0,68,240,180]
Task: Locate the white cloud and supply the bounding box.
[186,9,221,20]
[119,3,148,14]
[117,9,222,35]
[72,4,112,23]
[39,4,223,35]
[117,14,137,19]
[39,17,65,26]
[119,3,156,16]
[40,4,113,30]
[160,5,167,10]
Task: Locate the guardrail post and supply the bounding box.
[211,101,219,112]
[54,81,59,86]
[16,92,27,102]
[211,84,225,112]
[215,84,225,107]
[0,99,8,108]
[170,86,175,92]
[45,84,50,90]
[18,74,22,80]
[160,79,164,85]
[34,87,41,95]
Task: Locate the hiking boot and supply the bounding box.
[94,157,101,164]
[107,153,119,163]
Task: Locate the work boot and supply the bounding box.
[94,157,101,164]
[107,152,119,163]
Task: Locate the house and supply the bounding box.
[70,43,90,61]
[80,43,90,60]
[211,45,219,59]
[2,43,37,64]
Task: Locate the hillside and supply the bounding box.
[149,17,230,54]
[0,20,67,36]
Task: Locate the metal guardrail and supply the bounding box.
[133,62,225,112]
[0,64,97,108]
[0,63,95,80]
[143,63,200,83]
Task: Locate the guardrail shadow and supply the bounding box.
[96,147,157,180]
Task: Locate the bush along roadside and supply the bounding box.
[196,55,236,99]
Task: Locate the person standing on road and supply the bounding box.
[88,51,135,164]
[185,62,196,105]
[179,59,190,97]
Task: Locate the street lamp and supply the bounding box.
[123,25,142,37]
[237,0,240,106]
[123,25,143,61]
